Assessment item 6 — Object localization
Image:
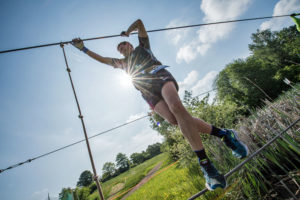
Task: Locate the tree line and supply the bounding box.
[75,142,162,189]
[101,142,162,182]
[59,143,161,199]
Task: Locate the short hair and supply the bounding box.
[117,41,133,51]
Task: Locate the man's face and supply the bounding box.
[118,42,133,57]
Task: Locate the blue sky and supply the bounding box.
[0,0,299,199]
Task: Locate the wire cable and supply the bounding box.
[0,13,298,54]
[0,114,148,174]
[0,89,214,174]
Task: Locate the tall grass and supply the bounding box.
[126,162,224,200]
[178,84,300,199]
[219,84,300,199]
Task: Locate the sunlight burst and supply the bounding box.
[119,72,133,88]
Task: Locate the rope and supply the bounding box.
[188,117,300,200]
[60,43,105,200]
[0,89,213,174]
[0,13,298,54]
[0,115,148,174]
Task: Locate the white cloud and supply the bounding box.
[197,24,234,44]
[131,128,163,145]
[175,0,252,63]
[201,0,252,21]
[191,71,218,95]
[176,43,198,63]
[196,43,211,56]
[178,70,218,99]
[260,0,300,31]
[126,112,147,123]
[178,70,199,88]
[166,19,190,45]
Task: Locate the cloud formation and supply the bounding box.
[166,19,190,45]
[131,128,163,146]
[260,0,300,31]
[178,70,218,98]
[126,112,147,123]
[176,42,198,63]
[172,0,252,63]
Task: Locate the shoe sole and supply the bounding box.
[230,129,249,159]
[205,182,227,191]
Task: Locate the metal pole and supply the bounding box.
[60,43,105,200]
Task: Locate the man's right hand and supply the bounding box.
[71,38,85,51]
[120,31,129,37]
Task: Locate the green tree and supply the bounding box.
[146,143,162,157]
[130,152,146,165]
[215,25,300,108]
[59,188,73,200]
[77,187,90,200]
[116,153,130,173]
[101,162,117,182]
[77,170,93,187]
[102,162,116,177]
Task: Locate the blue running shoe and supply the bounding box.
[199,159,226,190]
[222,129,249,159]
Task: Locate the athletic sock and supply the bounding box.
[210,125,227,138]
[194,149,209,164]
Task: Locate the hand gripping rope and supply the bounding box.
[60,43,105,200]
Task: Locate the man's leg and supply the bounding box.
[160,81,210,150]
[160,81,226,190]
[161,81,248,159]
[154,100,178,125]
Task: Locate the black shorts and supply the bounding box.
[134,69,179,109]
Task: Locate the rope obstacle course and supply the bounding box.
[0,13,299,200]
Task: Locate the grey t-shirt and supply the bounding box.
[112,36,162,76]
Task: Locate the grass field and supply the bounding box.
[126,161,227,200]
[88,153,172,200]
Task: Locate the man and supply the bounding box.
[72,19,248,190]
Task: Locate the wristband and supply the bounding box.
[82,47,89,53]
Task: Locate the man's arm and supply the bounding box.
[86,50,125,69]
[122,19,147,38]
[71,38,124,69]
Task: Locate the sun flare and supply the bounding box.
[119,72,133,88]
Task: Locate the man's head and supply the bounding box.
[117,41,134,57]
